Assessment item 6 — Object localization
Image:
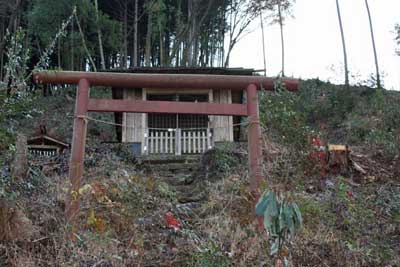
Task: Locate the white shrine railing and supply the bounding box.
[28,147,58,157]
[144,128,213,155]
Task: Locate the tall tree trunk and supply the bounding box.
[151,45,156,66]
[169,0,212,66]
[224,45,233,67]
[170,0,183,66]
[278,0,285,77]
[189,0,213,66]
[145,7,152,67]
[210,44,215,67]
[224,3,235,68]
[133,0,138,67]
[205,33,210,66]
[186,0,193,66]
[74,13,97,72]
[94,0,106,70]
[192,39,199,66]
[123,1,128,68]
[365,0,381,89]
[71,18,74,71]
[0,0,22,76]
[57,38,61,68]
[0,18,4,80]
[336,0,349,87]
[0,48,3,81]
[175,43,180,67]
[187,0,198,66]
[159,29,164,66]
[219,8,225,68]
[260,12,267,76]
[164,30,170,66]
[13,0,21,32]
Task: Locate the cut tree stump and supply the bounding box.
[327,144,350,175]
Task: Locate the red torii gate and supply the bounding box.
[34,71,298,226]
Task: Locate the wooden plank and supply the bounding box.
[201,131,207,153]
[192,132,196,154]
[176,129,181,156]
[183,132,187,154]
[193,131,197,154]
[148,132,151,154]
[155,132,159,154]
[165,131,167,154]
[194,131,198,153]
[196,132,198,153]
[158,132,160,154]
[160,132,164,153]
[170,131,172,154]
[145,129,149,155]
[28,145,60,150]
[164,131,167,154]
[198,131,201,153]
[166,131,169,154]
[150,132,154,154]
[170,131,174,154]
[188,132,192,154]
[207,128,211,150]
[88,99,248,116]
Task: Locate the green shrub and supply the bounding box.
[201,142,244,178]
[297,80,355,126]
[0,90,38,151]
[255,190,302,256]
[382,95,400,133]
[366,130,397,158]
[259,82,308,149]
[346,114,372,143]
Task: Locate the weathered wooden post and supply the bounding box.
[246,83,263,202]
[176,129,182,155]
[65,79,90,226]
[12,134,28,181]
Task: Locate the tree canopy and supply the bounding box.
[0,0,299,77]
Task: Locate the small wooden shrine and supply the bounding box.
[27,125,69,157]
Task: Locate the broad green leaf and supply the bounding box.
[272,218,280,237]
[284,205,295,235]
[255,190,271,216]
[263,214,273,231]
[266,192,279,217]
[279,205,287,232]
[292,203,303,226]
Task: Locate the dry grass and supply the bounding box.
[0,136,399,266]
[0,200,36,242]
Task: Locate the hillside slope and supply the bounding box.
[0,80,399,266]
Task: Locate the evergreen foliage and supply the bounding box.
[0,0,296,74]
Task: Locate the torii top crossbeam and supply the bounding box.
[33,71,298,91]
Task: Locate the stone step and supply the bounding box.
[173,184,206,203]
[140,155,201,165]
[150,163,197,172]
[159,174,194,186]
[142,156,205,204]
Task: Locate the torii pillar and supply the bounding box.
[247,83,263,201]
